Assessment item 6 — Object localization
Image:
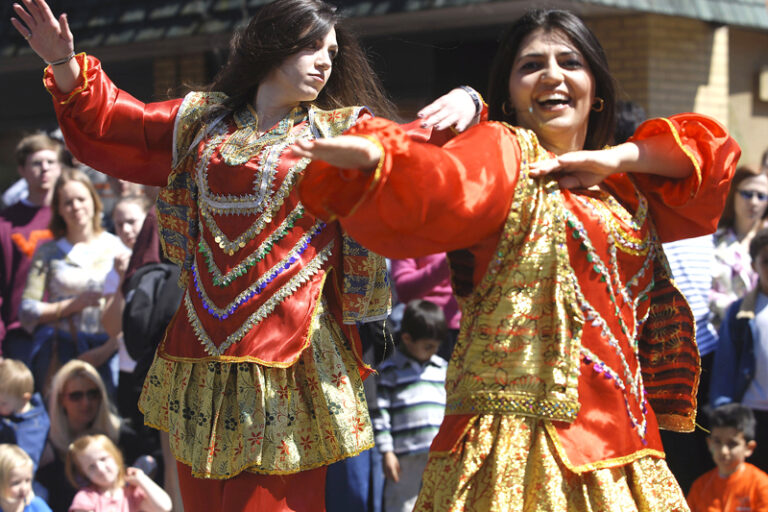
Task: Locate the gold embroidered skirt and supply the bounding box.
[138,308,373,479]
[414,415,688,512]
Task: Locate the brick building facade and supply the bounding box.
[0,0,766,185]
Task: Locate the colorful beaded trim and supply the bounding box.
[583,192,650,257]
[194,128,311,258]
[192,220,326,320]
[185,240,334,356]
[197,125,311,216]
[198,204,305,287]
[563,201,656,441]
[582,346,649,441]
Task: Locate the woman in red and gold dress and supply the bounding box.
[11,0,480,510]
[294,9,741,512]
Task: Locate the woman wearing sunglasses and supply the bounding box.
[711,164,768,327]
[37,360,150,512]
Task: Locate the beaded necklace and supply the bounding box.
[198,126,311,213]
[195,119,311,256]
[218,105,307,166]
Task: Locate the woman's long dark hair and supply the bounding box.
[205,0,396,118]
[487,9,617,150]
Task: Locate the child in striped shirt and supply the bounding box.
[372,299,448,512]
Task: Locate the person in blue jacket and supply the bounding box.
[711,227,768,472]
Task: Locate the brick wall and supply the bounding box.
[729,27,768,167]
[588,14,729,126]
[153,54,208,101]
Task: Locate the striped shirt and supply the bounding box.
[372,348,447,455]
[663,235,719,356]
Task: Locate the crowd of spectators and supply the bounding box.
[2,123,768,511]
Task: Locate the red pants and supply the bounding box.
[177,462,327,512]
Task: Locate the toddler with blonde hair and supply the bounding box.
[65,435,170,512]
[0,444,50,512]
[0,360,49,471]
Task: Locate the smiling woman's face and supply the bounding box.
[508,28,595,154]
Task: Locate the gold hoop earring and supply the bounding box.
[502,101,513,116]
[592,97,605,112]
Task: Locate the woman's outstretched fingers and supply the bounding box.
[290,139,315,158]
[11,0,73,61]
[11,3,36,37]
[528,157,562,177]
[290,136,381,173]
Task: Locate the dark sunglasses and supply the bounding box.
[65,389,101,402]
[738,190,768,202]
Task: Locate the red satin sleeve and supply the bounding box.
[43,54,180,187]
[299,118,521,259]
[607,113,740,242]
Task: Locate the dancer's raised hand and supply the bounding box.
[11,0,78,92]
[417,86,482,132]
[11,0,73,63]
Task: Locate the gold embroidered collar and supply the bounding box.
[222,105,309,166]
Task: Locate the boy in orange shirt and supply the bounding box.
[687,403,768,511]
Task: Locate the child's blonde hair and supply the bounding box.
[0,444,33,494]
[0,359,34,401]
[65,434,125,489]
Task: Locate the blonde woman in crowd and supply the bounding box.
[37,361,144,512]
[19,169,129,398]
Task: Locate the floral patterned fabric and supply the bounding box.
[140,299,373,479]
[414,415,689,512]
[44,55,385,480]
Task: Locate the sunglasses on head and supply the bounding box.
[738,190,768,202]
[66,389,101,402]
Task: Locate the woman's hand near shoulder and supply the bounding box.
[529,138,693,189]
[417,86,484,132]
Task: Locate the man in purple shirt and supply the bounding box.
[0,134,63,361]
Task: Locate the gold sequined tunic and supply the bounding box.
[298,115,740,510]
[45,54,391,479]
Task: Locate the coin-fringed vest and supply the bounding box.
[154,92,389,363]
